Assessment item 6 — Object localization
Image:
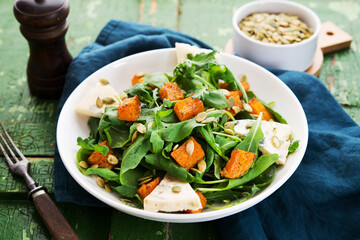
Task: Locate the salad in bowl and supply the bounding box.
[73,43,300,214]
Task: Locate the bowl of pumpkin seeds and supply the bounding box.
[232,0,321,71]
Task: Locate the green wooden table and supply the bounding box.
[1,0,359,239]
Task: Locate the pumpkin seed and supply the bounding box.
[271,135,281,148]
[131,131,138,143]
[190,168,202,174]
[224,122,235,129]
[240,74,247,83]
[205,108,215,113]
[243,103,253,112]
[99,78,110,86]
[96,177,105,188]
[90,164,98,169]
[137,175,152,182]
[224,128,235,136]
[220,89,230,97]
[227,97,235,110]
[173,144,179,151]
[245,122,253,129]
[239,12,313,45]
[103,97,115,104]
[96,97,103,108]
[138,178,152,186]
[105,184,112,193]
[107,155,119,165]
[186,140,195,156]
[137,123,146,134]
[201,117,216,124]
[232,105,241,114]
[197,159,206,173]
[195,112,207,122]
[118,197,132,203]
[119,92,128,101]
[147,121,154,130]
[79,161,88,169]
[171,186,182,193]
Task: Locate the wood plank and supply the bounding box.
[0,158,54,196]
[110,210,168,240]
[0,123,55,156]
[139,0,179,29]
[0,200,111,240]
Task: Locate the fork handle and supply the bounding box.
[32,190,79,240]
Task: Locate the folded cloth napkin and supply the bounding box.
[54,20,360,238]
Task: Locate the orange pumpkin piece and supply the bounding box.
[238,81,250,98]
[171,137,205,170]
[248,97,274,121]
[225,90,243,116]
[174,97,205,121]
[131,74,144,86]
[220,149,257,179]
[159,82,185,101]
[186,191,207,213]
[137,177,161,200]
[87,141,115,170]
[118,95,141,121]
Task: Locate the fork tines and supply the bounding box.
[0,123,26,165]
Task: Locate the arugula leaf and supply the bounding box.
[288,140,300,153]
[125,83,153,103]
[144,153,194,182]
[142,72,169,89]
[77,137,109,156]
[88,117,100,141]
[84,167,120,183]
[112,185,138,198]
[120,133,151,185]
[234,112,264,153]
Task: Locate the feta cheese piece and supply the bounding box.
[76,81,119,118]
[234,120,292,165]
[143,174,202,212]
[175,42,212,64]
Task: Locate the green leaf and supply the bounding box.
[150,131,164,153]
[88,117,100,141]
[112,185,138,198]
[234,112,264,153]
[144,153,194,182]
[84,167,120,183]
[125,83,153,103]
[120,134,151,185]
[104,123,137,148]
[142,72,169,89]
[214,154,222,180]
[288,140,300,153]
[77,137,109,156]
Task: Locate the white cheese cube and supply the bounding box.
[233,120,292,165]
[143,174,202,213]
[76,82,119,118]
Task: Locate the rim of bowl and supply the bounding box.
[232,0,321,48]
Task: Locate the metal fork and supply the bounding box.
[0,123,79,240]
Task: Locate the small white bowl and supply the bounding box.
[232,0,321,71]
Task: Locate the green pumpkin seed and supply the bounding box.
[99,78,110,86]
[103,97,115,104]
[171,186,182,193]
[96,97,103,108]
[79,161,88,169]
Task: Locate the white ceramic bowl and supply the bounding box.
[57,48,308,223]
[232,0,321,71]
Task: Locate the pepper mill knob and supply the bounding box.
[14,0,73,99]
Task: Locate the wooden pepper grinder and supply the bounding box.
[14,0,72,99]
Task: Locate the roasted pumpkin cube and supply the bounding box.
[248,97,274,121]
[171,137,205,170]
[159,82,185,101]
[186,190,207,213]
[225,90,243,116]
[87,141,115,170]
[174,97,205,121]
[118,95,141,121]
[137,177,161,200]
[131,74,144,86]
[220,149,256,179]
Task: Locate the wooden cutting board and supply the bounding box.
[225,21,352,76]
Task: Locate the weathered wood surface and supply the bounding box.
[1,0,360,239]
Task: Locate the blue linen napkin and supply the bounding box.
[54,20,360,239]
